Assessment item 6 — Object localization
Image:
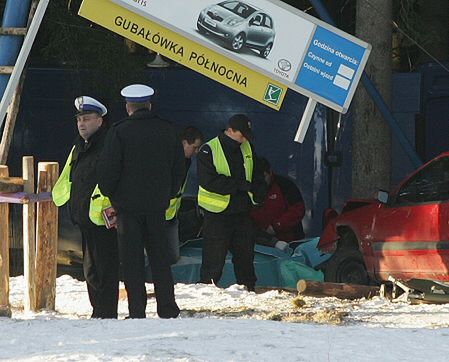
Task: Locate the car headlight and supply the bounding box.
[227,18,243,26]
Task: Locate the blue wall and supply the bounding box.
[9,63,448,240]
[9,67,331,237]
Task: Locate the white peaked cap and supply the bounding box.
[120,84,155,102]
[74,96,107,116]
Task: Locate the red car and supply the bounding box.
[318,152,449,284]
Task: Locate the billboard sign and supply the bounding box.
[79,0,371,113]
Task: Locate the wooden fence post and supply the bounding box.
[0,165,11,318]
[34,162,58,310]
[23,156,36,312]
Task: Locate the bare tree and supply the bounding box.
[352,0,392,198]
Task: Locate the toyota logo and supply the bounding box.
[278,59,291,71]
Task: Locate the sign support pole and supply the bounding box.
[0,0,49,130]
[294,98,317,143]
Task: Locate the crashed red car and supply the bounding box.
[318,152,449,284]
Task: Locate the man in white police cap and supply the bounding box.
[98,84,185,319]
[53,96,119,318]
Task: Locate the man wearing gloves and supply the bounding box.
[197,114,266,291]
[250,158,306,251]
[52,96,119,319]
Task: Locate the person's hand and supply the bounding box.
[237,179,252,192]
[265,225,275,235]
[107,207,117,227]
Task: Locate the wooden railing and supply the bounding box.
[0,156,58,317]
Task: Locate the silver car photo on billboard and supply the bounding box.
[197,0,276,58]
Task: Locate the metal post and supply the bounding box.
[0,0,49,130]
[0,0,33,95]
[294,98,317,143]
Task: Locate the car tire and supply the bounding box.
[259,43,273,58]
[324,248,369,285]
[230,33,245,52]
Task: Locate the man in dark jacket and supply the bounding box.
[97,84,185,319]
[197,114,266,291]
[53,96,119,319]
[165,126,204,264]
[145,126,204,280]
[250,158,305,250]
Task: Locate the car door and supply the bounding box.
[262,15,274,45]
[370,156,449,280]
[246,13,264,46]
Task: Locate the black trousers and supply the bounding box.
[200,211,257,289]
[117,208,179,319]
[80,226,119,319]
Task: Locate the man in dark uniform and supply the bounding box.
[145,126,203,279]
[197,114,266,291]
[53,96,119,319]
[97,84,185,319]
[164,126,204,264]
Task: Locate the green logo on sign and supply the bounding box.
[264,84,282,105]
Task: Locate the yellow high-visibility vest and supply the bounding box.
[198,137,255,213]
[52,146,75,207]
[165,179,187,221]
[52,146,111,226]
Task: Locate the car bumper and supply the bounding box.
[197,18,238,40]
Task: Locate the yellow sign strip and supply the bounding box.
[79,0,287,110]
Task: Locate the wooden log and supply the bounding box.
[22,157,36,312]
[0,0,38,164]
[0,166,11,318]
[0,73,25,163]
[0,177,24,186]
[296,280,380,300]
[0,66,14,74]
[0,191,52,204]
[34,163,59,310]
[0,27,27,36]
[0,177,24,192]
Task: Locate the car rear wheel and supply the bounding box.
[259,43,273,58]
[324,248,369,285]
[230,33,245,51]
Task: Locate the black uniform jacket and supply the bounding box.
[197,133,266,214]
[97,108,185,214]
[69,125,108,228]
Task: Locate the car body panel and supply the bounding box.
[318,152,449,282]
[197,1,275,55]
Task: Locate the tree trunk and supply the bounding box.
[352,0,392,198]
[416,0,449,64]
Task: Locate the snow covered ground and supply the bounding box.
[1,275,449,361]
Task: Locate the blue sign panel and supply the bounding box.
[295,26,367,107]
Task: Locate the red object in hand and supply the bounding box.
[102,206,117,229]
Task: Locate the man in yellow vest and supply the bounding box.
[52,96,119,318]
[197,114,266,291]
